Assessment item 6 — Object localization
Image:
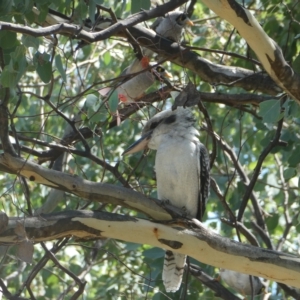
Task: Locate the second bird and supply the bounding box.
[117,57,171,103]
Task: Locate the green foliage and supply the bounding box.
[131,0,151,14]
[258,100,284,123]
[54,54,67,82]
[34,51,52,83]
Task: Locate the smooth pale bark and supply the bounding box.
[0,153,170,220]
[1,153,300,288]
[202,0,300,103]
[0,210,300,288]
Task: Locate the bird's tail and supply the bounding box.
[162,250,186,293]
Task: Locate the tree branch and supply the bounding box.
[0,17,282,96]
[188,264,241,300]
[0,153,171,220]
[1,210,300,288]
[237,109,284,222]
[201,0,300,103]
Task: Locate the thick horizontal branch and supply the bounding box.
[33,7,279,96]
[0,14,281,95]
[202,0,300,103]
[199,92,274,106]
[43,0,190,40]
[128,25,281,95]
[1,210,300,288]
[0,153,172,220]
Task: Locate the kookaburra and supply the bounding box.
[123,108,210,292]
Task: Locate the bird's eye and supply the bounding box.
[177,14,187,22]
[164,114,176,124]
[156,67,164,73]
[150,121,159,130]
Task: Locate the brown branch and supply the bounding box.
[108,89,272,130]
[21,239,69,297]
[8,128,131,187]
[42,97,91,153]
[33,0,190,41]
[210,177,236,221]
[205,129,266,229]
[188,264,241,300]
[0,153,172,220]
[108,86,172,128]
[0,21,282,95]
[188,45,261,67]
[128,26,281,96]
[41,242,86,298]
[237,105,285,222]
[221,218,260,247]
[187,0,197,17]
[250,221,274,250]
[199,92,274,106]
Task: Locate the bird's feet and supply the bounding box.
[161,199,170,207]
[118,93,127,103]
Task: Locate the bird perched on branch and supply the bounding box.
[139,11,194,60]
[99,56,172,104]
[219,269,264,296]
[123,108,210,292]
[116,56,172,103]
[151,11,194,42]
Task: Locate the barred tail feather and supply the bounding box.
[162,250,186,292]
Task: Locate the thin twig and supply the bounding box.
[237,101,285,222]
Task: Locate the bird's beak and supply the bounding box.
[185,18,194,26]
[122,130,153,155]
[163,70,173,78]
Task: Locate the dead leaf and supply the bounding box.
[16,240,34,264]
[14,221,27,239]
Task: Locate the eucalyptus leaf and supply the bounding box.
[258,100,283,123]
[34,52,52,83]
[283,167,297,181]
[22,35,40,50]
[108,90,119,114]
[55,55,67,82]
[131,0,150,14]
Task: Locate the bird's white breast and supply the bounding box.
[117,72,155,102]
[155,137,200,217]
